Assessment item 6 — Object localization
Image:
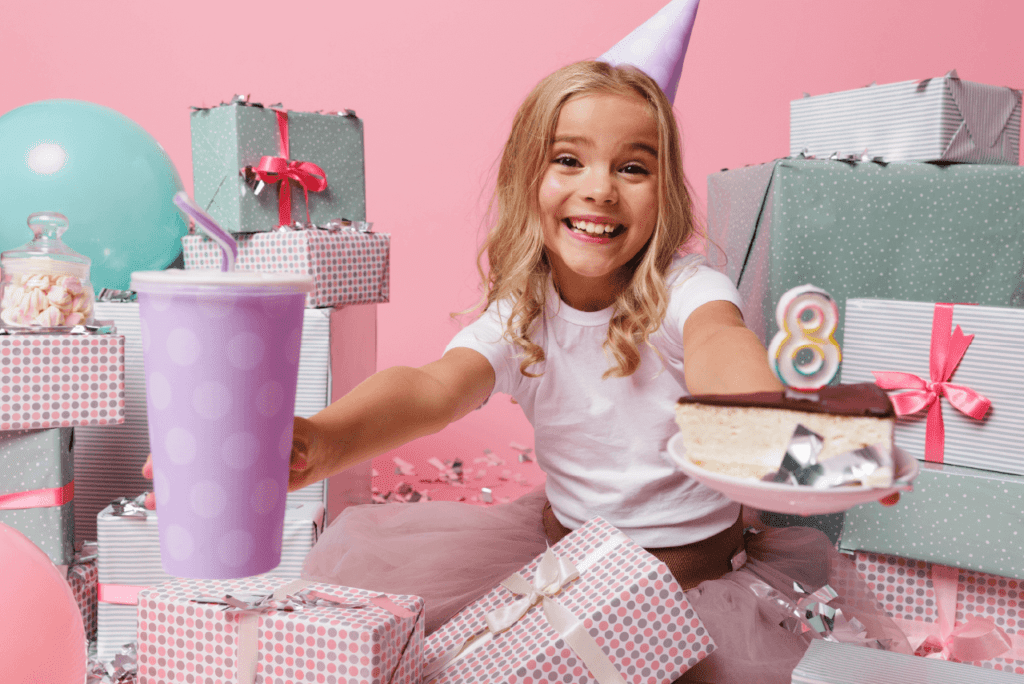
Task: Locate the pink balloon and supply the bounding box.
[0,522,86,684]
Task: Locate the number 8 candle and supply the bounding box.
[767,284,841,392]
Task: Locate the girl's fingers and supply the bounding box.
[142,456,153,479]
[144,491,156,510]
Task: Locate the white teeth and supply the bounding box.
[571,220,617,235]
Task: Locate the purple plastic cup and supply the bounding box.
[131,269,313,578]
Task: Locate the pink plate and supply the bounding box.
[667,432,919,516]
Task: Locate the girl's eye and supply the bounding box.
[553,155,581,168]
[620,163,650,175]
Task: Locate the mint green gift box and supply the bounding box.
[0,428,74,564]
[705,158,1024,349]
[190,100,366,233]
[840,461,1024,579]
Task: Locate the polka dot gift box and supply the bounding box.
[705,158,1024,350]
[852,551,1024,674]
[0,427,74,564]
[0,333,125,430]
[65,541,99,642]
[136,577,424,684]
[190,99,366,234]
[422,517,715,684]
[840,461,1024,581]
[182,229,390,309]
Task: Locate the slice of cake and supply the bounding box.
[674,383,896,481]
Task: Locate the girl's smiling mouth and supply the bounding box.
[563,217,626,239]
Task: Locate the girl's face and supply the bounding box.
[537,91,659,311]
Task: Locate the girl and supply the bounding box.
[143,59,908,682]
[287,61,909,683]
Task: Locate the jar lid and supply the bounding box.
[2,212,92,269]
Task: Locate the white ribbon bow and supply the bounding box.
[425,532,631,684]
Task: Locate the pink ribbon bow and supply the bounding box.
[252,110,328,227]
[893,564,1022,664]
[872,303,991,463]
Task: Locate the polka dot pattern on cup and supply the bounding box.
[0,335,125,430]
[181,231,390,309]
[424,518,715,683]
[137,285,304,579]
[136,577,425,684]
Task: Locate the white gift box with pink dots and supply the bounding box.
[422,517,715,684]
[853,551,1024,674]
[137,577,424,684]
[181,229,390,309]
[0,333,125,431]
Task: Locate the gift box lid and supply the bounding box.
[792,639,1023,683]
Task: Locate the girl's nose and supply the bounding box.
[584,171,617,204]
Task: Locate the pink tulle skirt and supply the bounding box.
[302,488,910,684]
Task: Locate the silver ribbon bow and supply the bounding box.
[766,425,896,488]
[109,493,148,518]
[86,641,138,684]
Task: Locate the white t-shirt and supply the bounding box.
[445,255,744,548]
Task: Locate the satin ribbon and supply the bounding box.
[252,110,328,227]
[98,583,145,606]
[891,564,1024,664]
[872,303,991,463]
[423,532,631,684]
[194,578,419,684]
[0,480,73,510]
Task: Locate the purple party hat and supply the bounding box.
[598,0,701,102]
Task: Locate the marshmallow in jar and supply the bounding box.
[0,212,96,330]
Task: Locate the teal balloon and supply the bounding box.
[0,99,187,290]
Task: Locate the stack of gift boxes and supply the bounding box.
[707,71,1024,678]
[0,331,126,646]
[0,96,394,675]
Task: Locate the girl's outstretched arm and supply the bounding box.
[681,300,783,395]
[287,347,495,492]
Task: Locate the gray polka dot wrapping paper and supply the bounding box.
[181,230,390,309]
[95,500,324,662]
[790,72,1022,165]
[190,103,366,233]
[422,517,714,684]
[840,461,1024,580]
[705,158,1024,351]
[136,577,424,684]
[849,551,1024,673]
[0,427,74,564]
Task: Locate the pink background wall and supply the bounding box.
[3,0,1023,488]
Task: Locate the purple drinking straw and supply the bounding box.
[172,191,238,272]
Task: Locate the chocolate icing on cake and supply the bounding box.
[676,382,894,418]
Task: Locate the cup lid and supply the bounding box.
[131,269,314,293]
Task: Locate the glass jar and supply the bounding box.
[0,212,96,330]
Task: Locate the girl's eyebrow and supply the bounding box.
[552,136,658,158]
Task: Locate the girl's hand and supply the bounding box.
[288,416,328,492]
[141,455,156,510]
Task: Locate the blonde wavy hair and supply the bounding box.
[477,60,700,379]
